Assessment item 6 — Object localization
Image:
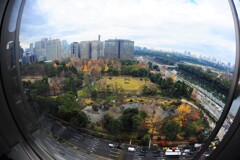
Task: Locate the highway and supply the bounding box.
[35,116,214,160]
[39,117,122,160]
[33,129,100,160]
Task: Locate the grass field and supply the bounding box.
[98,76,157,93]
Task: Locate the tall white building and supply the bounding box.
[46,39,61,61]
[34,38,48,61]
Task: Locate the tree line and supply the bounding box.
[177,63,231,102]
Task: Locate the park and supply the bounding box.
[22,58,211,147]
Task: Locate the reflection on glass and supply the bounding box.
[18,0,236,159]
[8,0,22,32]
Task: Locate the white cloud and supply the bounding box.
[20,0,236,63]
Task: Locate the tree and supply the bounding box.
[108,119,122,133]
[175,103,191,126]
[103,114,113,129]
[162,120,180,140]
[57,92,78,120]
[103,114,122,133]
[121,108,143,132]
[187,110,200,121]
[70,110,89,128]
[132,115,143,131]
[139,111,148,119]
[148,62,153,69]
[45,63,56,77]
[153,65,159,70]
[35,96,58,114]
[140,134,151,146]
[142,85,157,96]
[29,79,50,97]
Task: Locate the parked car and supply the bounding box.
[128,147,136,152]
[109,144,115,148]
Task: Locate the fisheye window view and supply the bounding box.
[1,0,240,160]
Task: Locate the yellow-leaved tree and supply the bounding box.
[175,103,191,126]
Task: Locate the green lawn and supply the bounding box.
[98,76,157,94]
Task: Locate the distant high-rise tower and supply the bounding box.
[104,39,134,60]
[61,40,70,58]
[91,41,98,60]
[46,39,61,61]
[98,35,101,41]
[29,43,34,55]
[34,38,48,61]
[80,41,91,59]
[70,42,80,58]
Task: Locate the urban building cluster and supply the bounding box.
[20,35,134,64]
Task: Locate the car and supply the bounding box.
[184,149,190,153]
[109,144,115,148]
[128,147,136,152]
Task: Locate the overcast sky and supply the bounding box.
[20,0,238,64]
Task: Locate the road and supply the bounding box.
[33,129,100,160]
[39,116,123,160]
[36,116,215,160]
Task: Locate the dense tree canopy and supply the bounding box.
[162,120,181,140]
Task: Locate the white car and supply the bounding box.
[128,147,136,152]
[109,144,115,148]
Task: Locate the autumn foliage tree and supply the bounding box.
[175,103,191,126]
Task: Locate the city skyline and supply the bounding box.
[21,37,233,66]
[20,0,237,64]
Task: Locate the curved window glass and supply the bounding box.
[1,0,239,160]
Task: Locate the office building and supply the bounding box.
[29,43,34,54]
[104,39,134,60]
[61,40,70,58]
[46,39,61,61]
[80,41,90,59]
[98,41,104,58]
[79,40,104,60]
[70,42,80,58]
[34,38,48,61]
[91,41,98,60]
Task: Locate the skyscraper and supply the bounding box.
[34,38,48,61]
[61,40,70,58]
[119,40,134,59]
[70,42,80,58]
[46,39,61,61]
[91,41,98,60]
[29,43,34,55]
[79,40,104,60]
[80,41,90,59]
[104,39,134,60]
